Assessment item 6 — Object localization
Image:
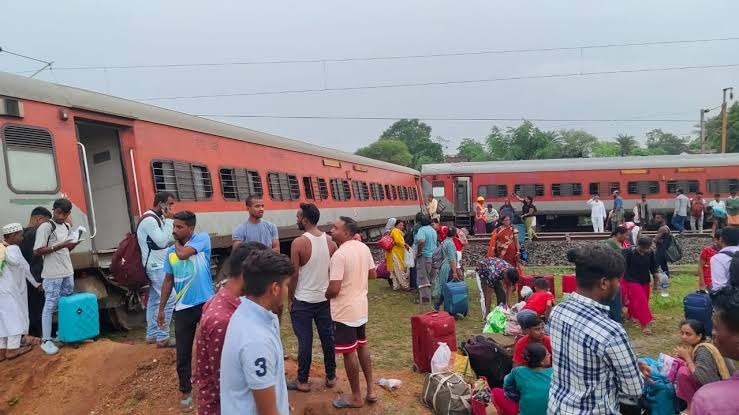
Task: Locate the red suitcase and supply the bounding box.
[518,273,556,302]
[561,274,576,294]
[410,310,457,373]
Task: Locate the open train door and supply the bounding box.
[453,176,472,230]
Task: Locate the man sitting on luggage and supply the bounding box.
[521,278,555,321]
[512,314,552,367]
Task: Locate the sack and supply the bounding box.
[110,212,161,289]
[462,335,513,388]
[431,245,445,270]
[691,199,705,217]
[421,372,471,415]
[452,352,474,382]
[657,353,685,383]
[404,247,416,268]
[503,307,522,337]
[431,342,453,373]
[664,233,683,263]
[378,234,394,251]
[376,261,391,279]
[639,358,679,415]
[483,306,507,334]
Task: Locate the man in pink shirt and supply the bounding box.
[325,216,377,409]
[690,286,739,415]
[194,241,268,415]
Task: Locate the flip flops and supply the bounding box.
[332,397,364,409]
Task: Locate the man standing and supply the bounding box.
[158,211,215,412]
[325,217,377,409]
[484,204,499,234]
[415,215,438,303]
[611,190,624,228]
[196,241,268,415]
[549,245,650,414]
[633,194,652,227]
[710,227,739,292]
[232,196,280,252]
[19,207,52,338]
[654,213,672,276]
[287,203,337,392]
[586,194,606,233]
[426,194,439,221]
[220,249,294,415]
[137,192,176,348]
[689,191,706,233]
[708,193,727,232]
[33,198,80,355]
[727,189,739,226]
[672,188,690,234]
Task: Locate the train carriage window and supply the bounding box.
[370,182,385,200]
[410,187,418,200]
[588,182,620,196]
[191,165,213,200]
[514,183,544,197]
[330,178,351,201]
[384,184,391,199]
[2,124,59,193]
[391,185,398,200]
[432,181,445,198]
[399,186,407,200]
[268,172,300,201]
[303,177,315,200]
[551,182,582,197]
[352,180,370,201]
[220,168,262,201]
[478,184,508,198]
[707,179,739,193]
[667,180,699,194]
[627,180,660,195]
[317,178,329,199]
[302,176,328,200]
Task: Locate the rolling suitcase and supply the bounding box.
[443,280,469,317]
[561,274,576,294]
[411,311,457,373]
[518,274,556,301]
[683,290,712,335]
[58,292,100,343]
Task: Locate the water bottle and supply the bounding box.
[658,272,669,297]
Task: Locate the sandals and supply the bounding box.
[6,345,34,360]
[180,395,194,413]
[325,377,337,388]
[286,379,311,393]
[332,397,364,409]
[366,395,378,404]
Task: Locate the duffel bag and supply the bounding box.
[421,372,472,415]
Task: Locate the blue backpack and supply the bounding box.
[638,358,679,415]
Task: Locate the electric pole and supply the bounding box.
[720,87,734,153]
[700,109,709,154]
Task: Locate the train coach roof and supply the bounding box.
[422,153,739,175]
[0,71,419,176]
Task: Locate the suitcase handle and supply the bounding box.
[76,308,83,315]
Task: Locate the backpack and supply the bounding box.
[421,372,471,415]
[110,212,163,289]
[691,199,705,217]
[664,233,683,263]
[720,251,739,288]
[461,335,513,388]
[45,220,71,246]
[431,244,445,270]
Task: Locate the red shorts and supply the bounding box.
[333,321,367,354]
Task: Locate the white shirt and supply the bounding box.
[294,232,331,303]
[0,244,38,338]
[587,199,607,218]
[708,200,726,209]
[674,194,690,216]
[220,298,288,415]
[710,246,739,291]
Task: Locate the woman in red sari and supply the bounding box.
[487,215,520,270]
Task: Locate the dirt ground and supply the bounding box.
[0,339,431,415]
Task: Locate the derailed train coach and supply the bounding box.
[0,71,422,324]
[422,154,739,231]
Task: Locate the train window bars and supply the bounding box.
[707,179,739,193]
[410,187,418,200]
[151,160,212,201]
[267,172,300,201]
[220,168,263,201]
[478,184,508,198]
[514,183,544,197]
[588,182,620,196]
[330,178,352,201]
[1,124,59,194]
[667,180,700,194]
[370,182,385,200]
[302,176,328,201]
[352,180,370,201]
[627,181,660,195]
[551,183,583,197]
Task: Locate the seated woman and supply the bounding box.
[492,342,553,415]
[673,319,735,408]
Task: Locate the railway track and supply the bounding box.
[367,230,713,244]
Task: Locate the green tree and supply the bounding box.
[615,134,638,156]
[456,138,490,161]
[379,119,444,169]
[355,139,413,167]
[558,129,599,158]
[702,102,739,153]
[591,141,621,157]
[645,129,689,154]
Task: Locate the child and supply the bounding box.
[512,314,552,367]
[698,230,721,291]
[522,278,555,320]
[493,342,553,415]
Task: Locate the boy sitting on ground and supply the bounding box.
[512,314,552,367]
[522,278,555,321]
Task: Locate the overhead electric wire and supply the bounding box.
[195,114,697,122]
[139,62,739,100]
[15,35,739,71]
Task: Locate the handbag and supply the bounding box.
[378,234,394,251]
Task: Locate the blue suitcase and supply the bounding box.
[443,280,469,317]
[684,290,712,335]
[58,292,100,343]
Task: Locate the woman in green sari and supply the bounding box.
[433,226,460,310]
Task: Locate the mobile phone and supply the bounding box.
[159,202,169,214]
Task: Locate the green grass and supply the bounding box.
[279,264,702,371]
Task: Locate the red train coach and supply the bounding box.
[0,71,421,319]
[422,154,739,231]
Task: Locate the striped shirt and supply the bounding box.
[548,293,643,415]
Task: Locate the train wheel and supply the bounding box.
[104,305,131,332]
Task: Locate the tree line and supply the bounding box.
[355,102,739,169]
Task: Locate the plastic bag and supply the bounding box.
[482,306,507,334]
[431,342,452,373]
[404,246,415,268]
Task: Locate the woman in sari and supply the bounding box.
[384,218,409,290]
[487,216,520,270]
[474,196,487,235]
[433,226,460,310]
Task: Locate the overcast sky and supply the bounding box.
[2,1,738,153]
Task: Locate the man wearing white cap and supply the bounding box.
[1,223,39,360]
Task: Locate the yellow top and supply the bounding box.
[385,227,406,272]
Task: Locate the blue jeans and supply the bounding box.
[146,268,175,342]
[671,215,686,232]
[42,276,74,340]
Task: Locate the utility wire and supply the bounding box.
[16,35,739,71]
[195,115,697,122]
[0,46,54,77]
[140,62,739,100]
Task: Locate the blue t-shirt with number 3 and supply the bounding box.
[220,297,288,415]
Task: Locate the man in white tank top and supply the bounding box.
[287,203,338,392]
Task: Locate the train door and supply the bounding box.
[454,177,471,213]
[76,121,133,254]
